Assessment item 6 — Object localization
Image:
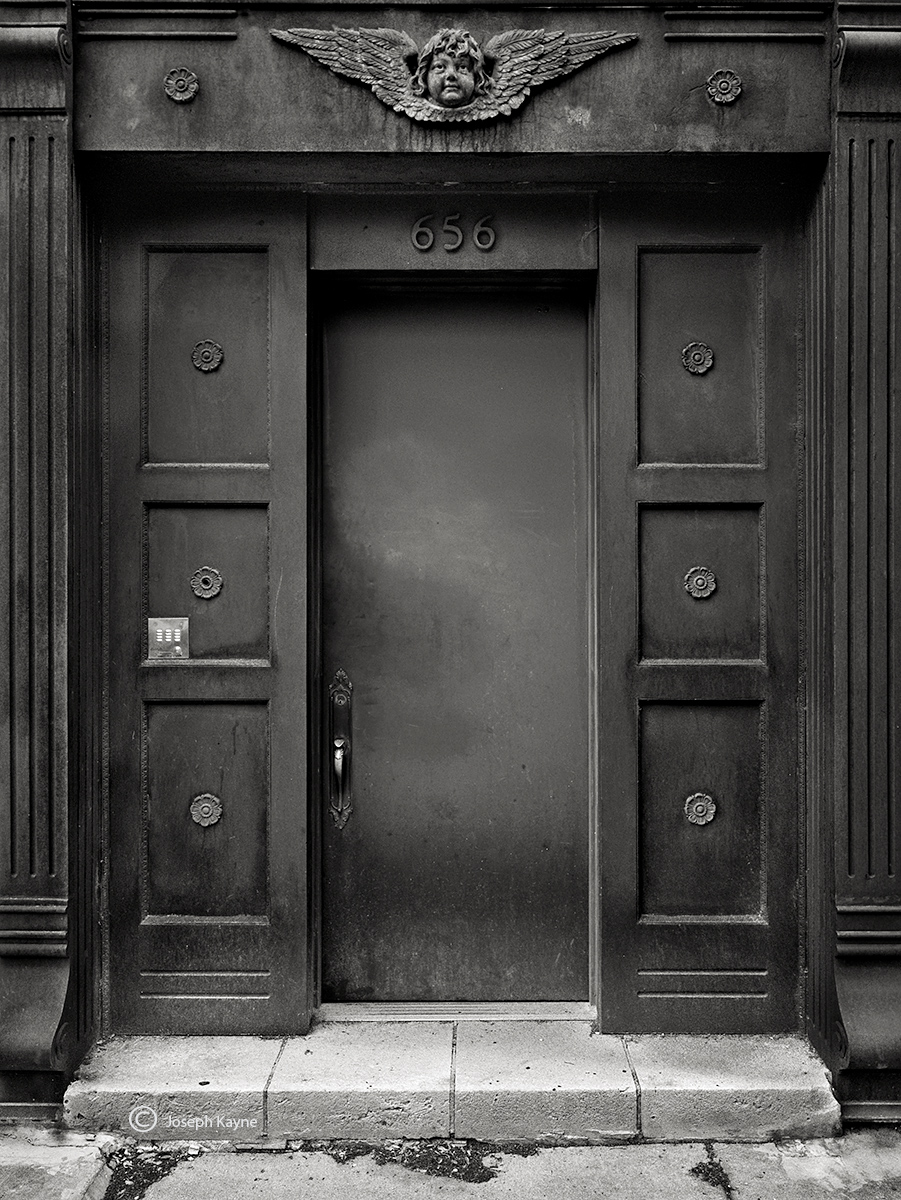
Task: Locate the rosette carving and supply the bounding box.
[682,342,714,375]
[191,340,222,371]
[190,793,222,826]
[685,793,717,825]
[164,67,199,103]
[684,566,717,599]
[190,566,223,600]
[706,69,741,105]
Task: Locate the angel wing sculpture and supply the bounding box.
[269,26,638,123]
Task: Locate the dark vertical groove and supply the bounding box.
[7,135,16,878]
[866,137,876,880]
[847,136,856,880]
[47,135,55,879]
[806,168,836,1053]
[889,137,897,879]
[821,182,829,1030]
[27,132,36,879]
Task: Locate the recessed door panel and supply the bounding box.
[600,195,799,1032]
[321,285,589,1002]
[147,505,270,660]
[638,248,762,465]
[146,249,269,464]
[639,702,764,918]
[143,702,269,917]
[639,505,762,661]
[106,198,309,1035]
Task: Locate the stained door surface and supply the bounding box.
[598,196,801,1031]
[320,284,590,1002]
[105,198,311,1034]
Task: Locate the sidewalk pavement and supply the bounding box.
[0,1125,114,1200]
[3,1126,901,1200]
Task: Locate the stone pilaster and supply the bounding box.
[0,4,73,1084]
[831,18,901,1120]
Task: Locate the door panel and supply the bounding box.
[639,702,764,918]
[638,248,762,465]
[320,284,589,1002]
[639,505,762,661]
[105,198,310,1034]
[143,702,270,917]
[600,196,800,1031]
[145,249,269,464]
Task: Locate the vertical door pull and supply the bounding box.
[328,669,353,829]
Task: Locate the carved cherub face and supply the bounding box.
[412,29,491,109]
[426,52,476,107]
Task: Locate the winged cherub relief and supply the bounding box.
[269,26,639,123]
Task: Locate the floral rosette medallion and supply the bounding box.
[684,566,717,599]
[685,793,717,825]
[190,793,223,827]
[164,67,199,103]
[682,342,714,374]
[706,69,742,105]
[191,340,223,371]
[190,566,223,599]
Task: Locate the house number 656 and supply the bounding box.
[411,214,496,253]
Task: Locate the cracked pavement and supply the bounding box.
[119,1129,901,1200]
[5,1126,901,1199]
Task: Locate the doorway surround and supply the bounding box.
[1,0,900,1122]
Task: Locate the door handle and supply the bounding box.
[328,669,353,829]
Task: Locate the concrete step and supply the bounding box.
[63,1025,840,1144]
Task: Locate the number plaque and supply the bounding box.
[411,213,496,253]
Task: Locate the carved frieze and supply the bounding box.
[270,26,638,123]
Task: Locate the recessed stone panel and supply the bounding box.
[639,703,764,919]
[145,249,269,464]
[146,505,268,660]
[638,249,762,465]
[640,505,762,661]
[143,702,269,918]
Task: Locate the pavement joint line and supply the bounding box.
[449,1021,458,1138]
[262,1038,287,1138]
[622,1036,642,1138]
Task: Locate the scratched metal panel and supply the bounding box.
[320,283,589,1001]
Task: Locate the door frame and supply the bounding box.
[87,177,811,1037]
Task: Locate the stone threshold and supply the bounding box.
[63,1025,840,1144]
[317,1002,595,1021]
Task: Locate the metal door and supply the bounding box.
[319,282,590,1002]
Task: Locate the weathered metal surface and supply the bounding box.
[104,197,311,1034]
[598,192,801,1032]
[320,282,590,1001]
